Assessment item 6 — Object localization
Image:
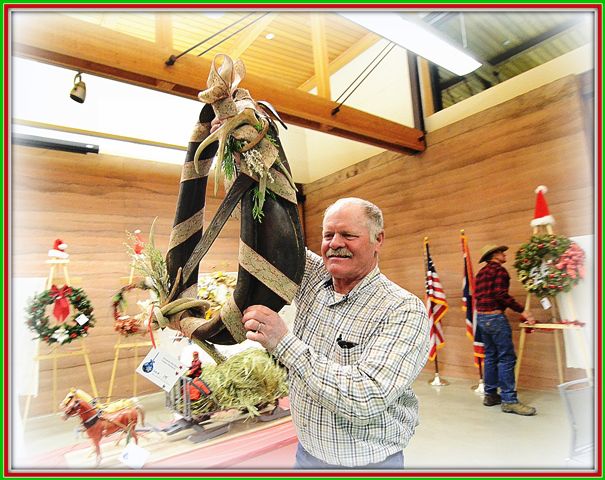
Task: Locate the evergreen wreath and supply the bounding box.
[112,281,152,336]
[514,234,585,298]
[25,286,95,345]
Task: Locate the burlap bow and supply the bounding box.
[198,54,246,120]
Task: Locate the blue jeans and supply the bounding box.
[477,313,518,403]
[294,443,404,469]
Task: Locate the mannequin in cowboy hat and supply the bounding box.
[475,244,537,416]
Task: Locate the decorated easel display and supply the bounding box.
[107,229,153,401]
[512,186,591,385]
[24,239,98,416]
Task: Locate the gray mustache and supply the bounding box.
[326,248,352,258]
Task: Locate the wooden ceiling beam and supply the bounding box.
[12,14,425,153]
[154,13,173,49]
[227,13,276,60]
[299,32,380,92]
[310,15,331,99]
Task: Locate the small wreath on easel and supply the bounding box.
[25,286,95,345]
[112,281,152,336]
[514,234,585,299]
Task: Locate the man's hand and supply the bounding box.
[521,309,536,325]
[242,305,288,351]
[210,116,226,134]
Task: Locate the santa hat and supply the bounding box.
[49,238,69,259]
[530,185,555,227]
[53,239,67,251]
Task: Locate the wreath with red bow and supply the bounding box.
[25,285,95,345]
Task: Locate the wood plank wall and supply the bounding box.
[12,73,594,416]
[301,74,594,390]
[12,146,240,416]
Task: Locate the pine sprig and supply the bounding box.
[250,186,276,223]
[223,136,244,181]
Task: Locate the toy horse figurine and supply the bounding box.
[60,389,145,466]
[160,54,305,345]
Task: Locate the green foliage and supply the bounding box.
[188,348,288,419]
[250,186,276,223]
[223,136,244,181]
[251,185,265,222]
[514,234,578,298]
[125,228,170,303]
[25,287,95,345]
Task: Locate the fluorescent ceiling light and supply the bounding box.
[341,13,481,76]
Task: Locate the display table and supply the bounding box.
[515,322,591,386]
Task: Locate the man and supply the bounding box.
[242,198,430,468]
[475,244,537,416]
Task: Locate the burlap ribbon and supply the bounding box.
[198,54,246,120]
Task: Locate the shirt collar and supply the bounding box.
[322,265,381,305]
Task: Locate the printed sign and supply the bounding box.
[540,297,552,310]
[136,348,186,392]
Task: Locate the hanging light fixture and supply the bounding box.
[69,72,86,103]
[340,13,481,76]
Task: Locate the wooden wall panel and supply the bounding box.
[301,75,594,390]
[12,146,240,416]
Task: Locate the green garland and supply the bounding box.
[513,234,580,298]
[25,287,95,345]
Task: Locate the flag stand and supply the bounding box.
[471,380,484,393]
[428,355,449,386]
[470,359,485,393]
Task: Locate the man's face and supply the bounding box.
[493,250,507,264]
[321,204,383,289]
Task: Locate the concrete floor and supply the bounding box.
[406,372,595,471]
[12,371,597,473]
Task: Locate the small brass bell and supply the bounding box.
[70,73,86,103]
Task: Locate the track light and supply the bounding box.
[70,72,86,103]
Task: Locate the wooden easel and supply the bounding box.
[106,276,152,401]
[23,259,98,421]
[514,223,592,386]
[45,258,70,289]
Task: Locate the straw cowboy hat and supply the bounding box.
[479,244,509,263]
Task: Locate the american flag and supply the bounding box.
[461,231,485,365]
[424,239,448,361]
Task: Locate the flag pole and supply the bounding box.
[429,352,449,386]
[461,229,485,393]
[425,236,449,387]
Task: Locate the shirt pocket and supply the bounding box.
[333,334,365,366]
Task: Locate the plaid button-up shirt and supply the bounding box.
[273,250,430,467]
[475,261,524,313]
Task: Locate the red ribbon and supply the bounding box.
[50,285,72,323]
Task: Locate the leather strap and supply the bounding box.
[182,173,256,284]
[82,411,101,429]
